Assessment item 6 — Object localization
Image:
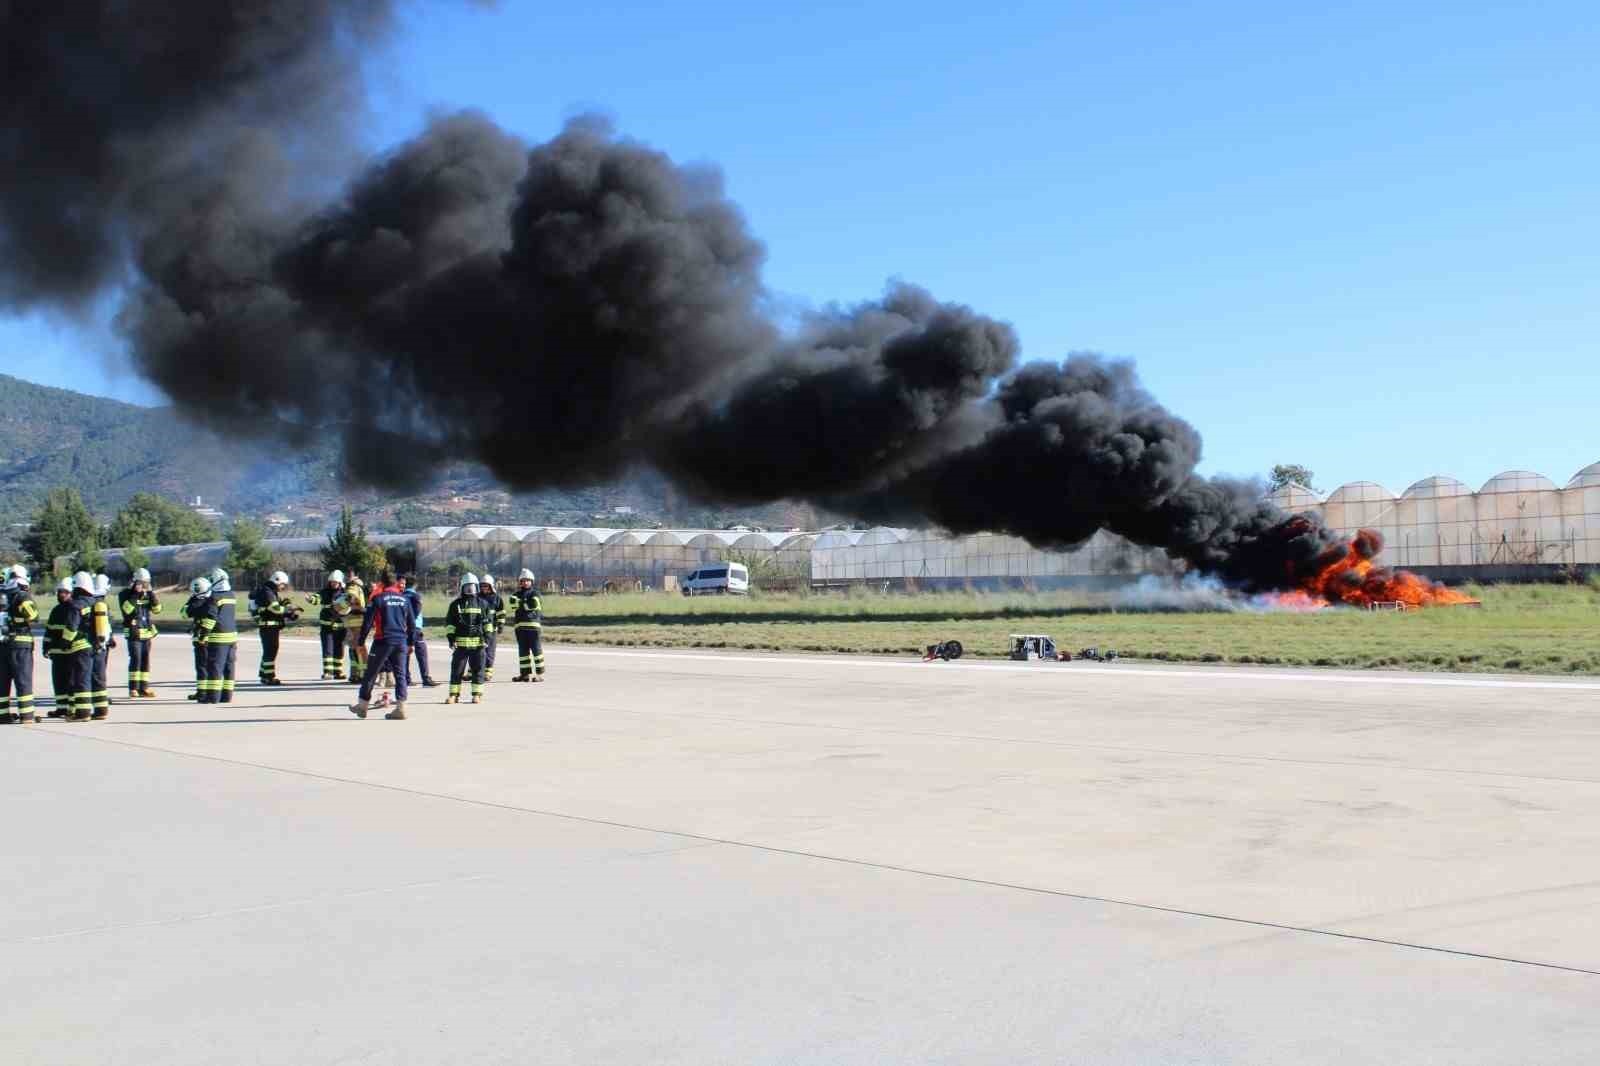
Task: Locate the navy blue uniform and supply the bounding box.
[357,588,415,703]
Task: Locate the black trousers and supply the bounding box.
[0,642,34,714]
[359,642,409,703]
[515,627,545,676]
[483,631,498,678]
[51,650,92,717]
[320,628,346,677]
[192,641,206,692]
[126,636,152,694]
[90,644,110,710]
[201,642,237,703]
[259,627,281,679]
[449,646,485,698]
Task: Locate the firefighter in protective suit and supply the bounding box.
[195,568,238,704]
[48,573,103,720]
[1,564,39,722]
[183,577,212,701]
[444,573,487,704]
[477,573,505,682]
[90,573,115,714]
[509,569,546,682]
[250,570,299,685]
[304,571,347,679]
[118,567,161,698]
[342,575,368,684]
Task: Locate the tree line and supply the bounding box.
[16,488,391,587]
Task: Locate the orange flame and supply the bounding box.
[1295,528,1479,609]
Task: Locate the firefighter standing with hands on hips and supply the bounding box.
[509,569,546,682]
[118,567,161,699]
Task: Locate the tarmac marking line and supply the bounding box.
[280,637,1600,691]
[23,726,1600,979]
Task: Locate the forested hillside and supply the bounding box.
[0,373,815,536]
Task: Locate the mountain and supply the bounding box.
[0,372,340,526]
[0,373,816,535]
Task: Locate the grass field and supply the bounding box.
[413,582,1600,676]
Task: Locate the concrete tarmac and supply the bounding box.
[3,636,1599,1064]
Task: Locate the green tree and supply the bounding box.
[1268,464,1318,493]
[77,542,107,574]
[225,519,274,577]
[106,492,219,547]
[21,488,98,573]
[321,505,384,580]
[123,544,150,574]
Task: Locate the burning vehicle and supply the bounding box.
[923,639,964,662]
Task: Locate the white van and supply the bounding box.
[681,562,750,596]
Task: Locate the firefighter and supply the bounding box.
[89,573,115,715]
[118,567,161,698]
[304,571,347,679]
[444,573,486,705]
[343,574,368,685]
[509,569,546,682]
[47,574,99,720]
[1,564,39,722]
[478,573,505,682]
[195,568,238,704]
[397,573,438,687]
[349,569,416,721]
[250,570,298,685]
[183,576,212,701]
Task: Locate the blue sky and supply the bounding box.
[5,0,1596,494]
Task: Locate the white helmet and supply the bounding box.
[56,577,73,594]
[191,576,212,596]
[270,570,290,587]
[480,573,496,588]
[72,572,95,594]
[518,568,535,582]
[459,573,479,594]
[328,569,345,586]
[7,563,29,585]
[132,567,152,584]
[94,574,111,596]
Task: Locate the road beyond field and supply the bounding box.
[4,639,1598,1064]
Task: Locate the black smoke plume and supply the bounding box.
[2,1,1355,592]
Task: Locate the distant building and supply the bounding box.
[189,495,224,522]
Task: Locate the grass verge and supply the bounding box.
[416,583,1600,675]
